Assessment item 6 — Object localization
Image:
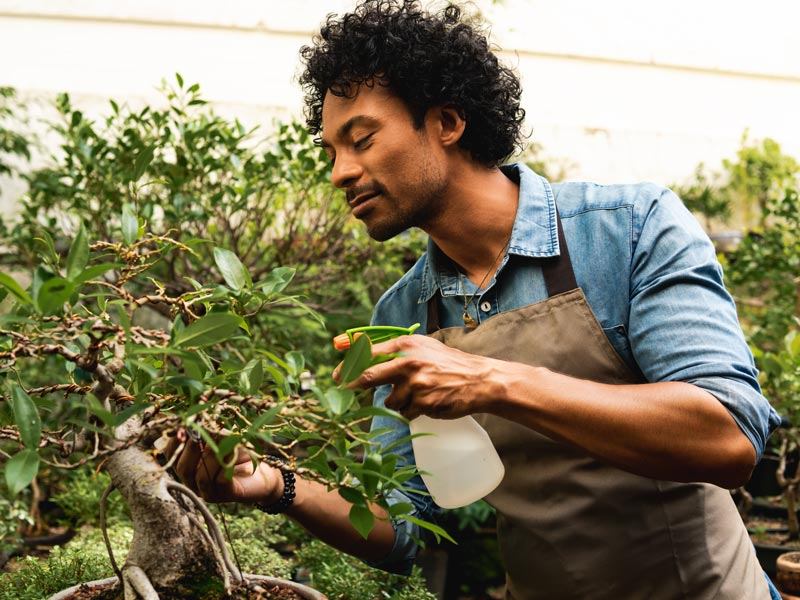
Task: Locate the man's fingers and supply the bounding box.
[174,439,203,491]
[384,384,412,413]
[347,357,408,390]
[194,444,224,498]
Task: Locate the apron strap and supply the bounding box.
[426,211,577,334]
[540,210,578,297]
[427,288,442,334]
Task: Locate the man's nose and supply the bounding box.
[331,154,363,189]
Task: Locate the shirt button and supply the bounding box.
[479,301,492,313]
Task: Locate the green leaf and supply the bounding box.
[322,388,355,416]
[86,394,115,427]
[5,449,40,495]
[132,145,155,181]
[348,504,375,540]
[387,501,414,517]
[122,204,138,245]
[339,334,372,384]
[247,404,282,433]
[216,435,241,463]
[239,359,264,395]
[71,262,123,285]
[213,247,252,291]
[285,351,304,377]
[176,72,184,87]
[405,515,457,544]
[338,486,364,505]
[174,312,244,348]
[36,277,75,314]
[789,332,800,358]
[33,231,59,266]
[66,222,89,280]
[351,405,407,422]
[0,272,32,306]
[113,402,149,426]
[259,267,296,295]
[362,452,382,496]
[10,384,41,449]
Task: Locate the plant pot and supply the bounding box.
[49,573,326,600]
[747,455,783,498]
[755,542,788,579]
[778,552,800,597]
[746,452,800,499]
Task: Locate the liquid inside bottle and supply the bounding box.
[409,415,505,509]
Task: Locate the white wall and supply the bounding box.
[1,0,798,215]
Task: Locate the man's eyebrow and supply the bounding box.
[319,115,379,148]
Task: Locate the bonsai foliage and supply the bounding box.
[0,217,436,596]
[754,327,800,538]
[0,75,425,366]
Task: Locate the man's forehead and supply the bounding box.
[320,85,397,143]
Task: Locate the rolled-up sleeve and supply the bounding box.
[628,186,781,458]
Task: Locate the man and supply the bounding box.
[175,1,782,597]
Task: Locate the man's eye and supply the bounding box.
[354,134,374,149]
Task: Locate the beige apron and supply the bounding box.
[425,213,768,599]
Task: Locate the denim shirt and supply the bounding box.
[365,162,781,574]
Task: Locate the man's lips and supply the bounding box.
[349,192,380,219]
[348,191,380,210]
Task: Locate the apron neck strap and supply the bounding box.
[541,209,577,296]
[426,210,577,334]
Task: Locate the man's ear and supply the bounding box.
[434,104,466,148]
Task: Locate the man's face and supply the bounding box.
[320,83,448,241]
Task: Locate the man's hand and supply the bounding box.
[166,431,283,505]
[334,334,505,420]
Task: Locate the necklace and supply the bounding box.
[461,232,513,329]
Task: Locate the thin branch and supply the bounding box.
[165,481,242,583]
[100,483,123,583]
[185,511,231,595]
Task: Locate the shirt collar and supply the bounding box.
[418,162,560,304]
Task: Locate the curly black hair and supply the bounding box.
[299,0,525,167]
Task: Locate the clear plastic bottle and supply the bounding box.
[409,415,505,509]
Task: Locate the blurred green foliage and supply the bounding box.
[0,87,30,180]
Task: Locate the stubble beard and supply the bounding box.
[365,163,448,242]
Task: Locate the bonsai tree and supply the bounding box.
[756,328,800,538]
[720,186,800,529]
[0,217,438,598]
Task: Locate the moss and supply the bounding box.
[0,523,132,600]
[294,539,435,600]
[51,469,127,528]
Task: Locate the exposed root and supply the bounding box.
[186,511,231,594]
[166,481,243,583]
[123,565,159,600]
[99,483,123,583]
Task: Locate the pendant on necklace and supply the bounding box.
[463,311,478,330]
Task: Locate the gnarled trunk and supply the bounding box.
[105,445,222,593]
[100,414,238,599]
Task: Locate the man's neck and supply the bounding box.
[423,163,519,286]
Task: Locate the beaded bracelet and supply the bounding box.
[256,468,296,514]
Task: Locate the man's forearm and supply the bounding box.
[277,476,396,562]
[486,362,756,488]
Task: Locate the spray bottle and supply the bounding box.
[333,324,504,508]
